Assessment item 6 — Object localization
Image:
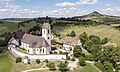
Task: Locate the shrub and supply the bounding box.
[66,56,70,60]
[0,49,2,53]
[54,51,57,54]
[85,55,94,61]
[47,62,56,71]
[36,59,40,64]
[71,58,75,61]
[59,51,63,54]
[16,57,22,63]
[44,59,49,63]
[94,62,104,71]
[58,62,69,72]
[51,47,57,50]
[79,57,86,66]
[80,52,85,57]
[20,48,26,50]
[65,60,68,64]
[63,52,68,55]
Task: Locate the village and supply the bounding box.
[6,21,117,72]
[0,0,120,72]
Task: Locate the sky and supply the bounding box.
[0,0,120,18]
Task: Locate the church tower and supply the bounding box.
[42,22,51,46]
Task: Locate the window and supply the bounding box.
[43,49,44,53]
[37,49,39,51]
[28,50,29,52]
[44,30,45,34]
[40,49,41,52]
[48,30,49,34]
[48,37,49,39]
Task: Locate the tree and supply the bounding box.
[103,62,114,72]
[58,62,69,72]
[73,45,82,57]
[16,57,22,63]
[89,35,100,45]
[69,30,76,37]
[79,32,88,44]
[47,62,56,71]
[101,37,109,44]
[115,65,120,72]
[36,59,40,64]
[83,39,94,50]
[66,56,70,60]
[79,57,86,66]
[44,59,49,63]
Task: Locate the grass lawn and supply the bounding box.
[0,52,13,72]
[74,63,101,72]
[54,25,120,47]
[10,61,44,72]
[32,63,100,72]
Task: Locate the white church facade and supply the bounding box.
[8,23,51,55]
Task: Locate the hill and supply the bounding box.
[73,11,120,24]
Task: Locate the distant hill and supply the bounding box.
[73,11,120,24]
[0,18,33,22]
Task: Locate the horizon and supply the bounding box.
[0,0,120,18]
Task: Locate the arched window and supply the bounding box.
[44,30,45,34]
[43,48,44,53]
[48,30,49,34]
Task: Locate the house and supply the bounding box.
[62,37,82,51]
[8,22,51,55]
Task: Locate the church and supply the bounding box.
[8,23,51,55]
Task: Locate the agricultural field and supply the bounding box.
[54,25,120,47]
[0,21,36,35]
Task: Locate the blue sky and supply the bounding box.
[0,0,120,18]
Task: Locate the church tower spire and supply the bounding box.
[42,22,51,46]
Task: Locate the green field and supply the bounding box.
[0,21,36,35]
[55,25,120,47]
[74,63,101,72]
[0,52,13,72]
[32,63,100,72]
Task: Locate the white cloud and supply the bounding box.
[80,0,98,4]
[0,0,10,3]
[102,7,120,16]
[55,2,76,7]
[55,0,98,7]
[105,4,110,6]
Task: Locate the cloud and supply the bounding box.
[55,2,76,7]
[44,7,88,17]
[105,4,110,6]
[102,7,120,16]
[0,0,10,3]
[55,0,98,7]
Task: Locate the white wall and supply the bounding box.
[11,39,19,46]
[77,40,82,45]
[8,47,66,60]
[63,44,74,51]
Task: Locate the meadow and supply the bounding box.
[0,52,13,72]
[0,21,36,35]
[54,25,120,47]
